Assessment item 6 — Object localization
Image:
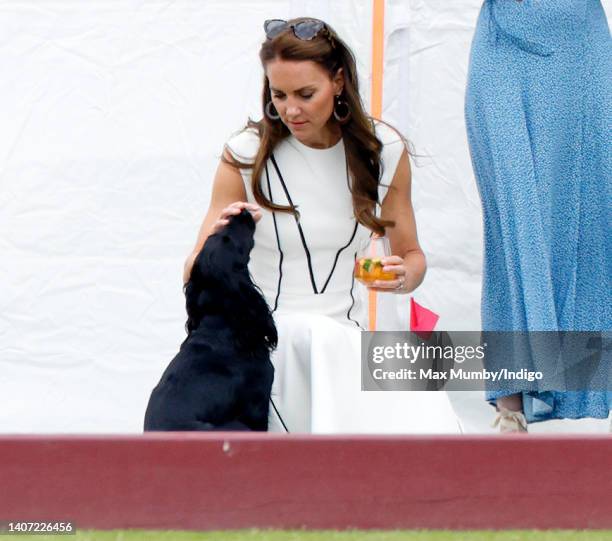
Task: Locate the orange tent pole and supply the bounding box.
[369,0,385,331]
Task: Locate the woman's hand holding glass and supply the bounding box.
[369,254,407,293]
[354,236,407,294]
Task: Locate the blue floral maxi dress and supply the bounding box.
[465,0,611,422]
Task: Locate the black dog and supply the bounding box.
[144,209,277,431]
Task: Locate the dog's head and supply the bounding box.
[183,209,277,352]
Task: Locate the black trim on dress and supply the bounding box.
[346,249,363,329]
[270,154,319,294]
[264,163,283,313]
[270,153,359,296]
[320,221,358,293]
[270,391,290,433]
[264,164,289,433]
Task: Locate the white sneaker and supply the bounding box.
[492,406,528,433]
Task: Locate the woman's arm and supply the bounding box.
[370,147,426,294]
[182,150,261,285]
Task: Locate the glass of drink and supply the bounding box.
[354,236,396,284]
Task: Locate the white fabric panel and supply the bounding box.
[383,0,485,332]
[1,0,609,433]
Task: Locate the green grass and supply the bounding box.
[5,530,612,541]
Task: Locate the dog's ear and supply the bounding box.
[231,280,278,353]
[183,279,212,335]
[182,229,237,335]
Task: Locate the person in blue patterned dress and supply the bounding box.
[465,0,611,432]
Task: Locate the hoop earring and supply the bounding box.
[265,100,280,120]
[333,94,351,123]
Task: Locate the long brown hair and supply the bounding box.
[222,17,409,236]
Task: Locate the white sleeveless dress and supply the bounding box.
[226,120,461,434]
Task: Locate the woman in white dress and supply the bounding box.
[184,17,461,434]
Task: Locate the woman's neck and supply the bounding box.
[296,122,342,149]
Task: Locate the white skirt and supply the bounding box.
[267,311,463,434]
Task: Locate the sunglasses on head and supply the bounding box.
[264,18,327,41]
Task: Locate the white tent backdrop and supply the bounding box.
[1,0,609,433]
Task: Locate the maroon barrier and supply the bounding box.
[0,434,610,531]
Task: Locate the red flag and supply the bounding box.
[410,297,439,340]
